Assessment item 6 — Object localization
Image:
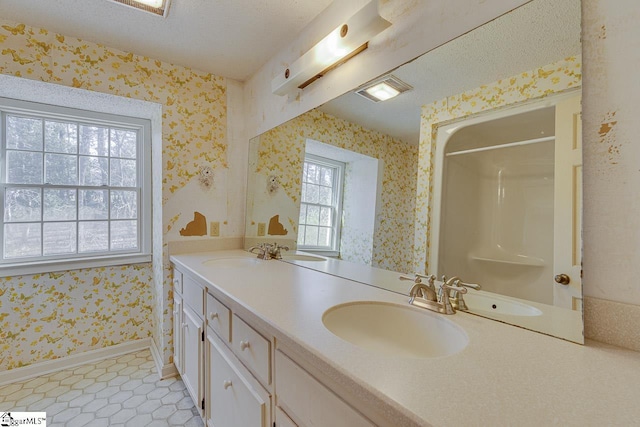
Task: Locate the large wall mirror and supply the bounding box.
[245,0,583,343]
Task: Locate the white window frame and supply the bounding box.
[0,96,152,277]
[298,154,344,256]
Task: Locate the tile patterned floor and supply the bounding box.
[0,349,204,427]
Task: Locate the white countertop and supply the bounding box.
[171,250,640,427]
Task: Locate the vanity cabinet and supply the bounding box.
[175,269,205,417]
[274,350,375,427]
[206,329,271,427]
[172,263,372,427]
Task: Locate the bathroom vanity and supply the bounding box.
[170,250,640,426]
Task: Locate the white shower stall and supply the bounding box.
[432,94,582,307]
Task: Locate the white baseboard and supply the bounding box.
[0,338,155,387]
[149,338,178,379]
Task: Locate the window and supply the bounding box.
[298,154,344,255]
[0,97,151,275]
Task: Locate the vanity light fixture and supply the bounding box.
[271,1,391,96]
[355,74,413,102]
[111,0,171,17]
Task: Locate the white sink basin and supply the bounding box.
[281,254,326,262]
[322,301,468,358]
[464,292,542,316]
[202,256,262,268]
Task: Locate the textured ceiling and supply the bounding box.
[0,0,333,80]
[318,0,582,146]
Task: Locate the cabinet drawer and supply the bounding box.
[207,331,271,427]
[172,268,183,294]
[275,350,374,427]
[206,292,231,342]
[232,314,271,386]
[183,275,204,317]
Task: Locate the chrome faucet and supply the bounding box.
[267,242,289,260]
[401,274,467,315]
[401,274,437,301]
[441,275,481,311]
[247,242,289,260]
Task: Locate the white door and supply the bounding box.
[553,94,582,310]
[173,294,183,375]
[182,305,203,416]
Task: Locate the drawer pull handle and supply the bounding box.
[223,380,233,389]
[240,340,250,351]
[182,323,187,329]
[209,312,218,320]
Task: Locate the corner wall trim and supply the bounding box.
[149,338,178,380]
[0,339,152,387]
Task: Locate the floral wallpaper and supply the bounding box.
[0,20,228,371]
[249,108,418,273]
[413,56,582,274]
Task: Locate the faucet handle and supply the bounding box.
[458,281,481,290]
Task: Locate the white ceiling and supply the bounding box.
[318,0,581,146]
[0,0,333,81]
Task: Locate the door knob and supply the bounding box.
[554,274,571,285]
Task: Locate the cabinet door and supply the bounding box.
[183,305,203,416]
[173,293,183,375]
[206,330,271,427]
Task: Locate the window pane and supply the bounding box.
[79,156,108,186]
[302,163,308,183]
[110,129,137,159]
[298,204,307,225]
[110,220,138,250]
[111,190,137,219]
[43,222,77,255]
[321,167,333,187]
[45,153,77,185]
[4,223,41,258]
[319,186,332,206]
[79,125,109,156]
[320,207,332,226]
[307,163,319,184]
[5,188,41,222]
[79,221,108,252]
[79,190,108,220]
[300,183,308,203]
[306,184,319,204]
[110,159,137,187]
[318,227,330,247]
[7,151,43,184]
[6,115,43,151]
[44,189,76,221]
[304,226,318,246]
[306,205,319,225]
[297,225,305,245]
[45,121,78,154]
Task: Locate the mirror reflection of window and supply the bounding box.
[298,154,344,256]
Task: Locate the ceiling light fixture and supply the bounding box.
[111,0,171,17]
[272,1,391,96]
[355,74,413,102]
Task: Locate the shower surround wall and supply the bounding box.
[440,142,555,305]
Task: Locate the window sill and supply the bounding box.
[0,253,152,278]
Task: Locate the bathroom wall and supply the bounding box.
[581,0,640,350]
[247,108,417,273]
[0,20,234,370]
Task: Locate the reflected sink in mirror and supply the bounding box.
[464,292,542,317]
[203,256,262,268]
[281,253,326,262]
[322,301,468,358]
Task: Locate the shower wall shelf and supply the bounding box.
[470,253,545,267]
